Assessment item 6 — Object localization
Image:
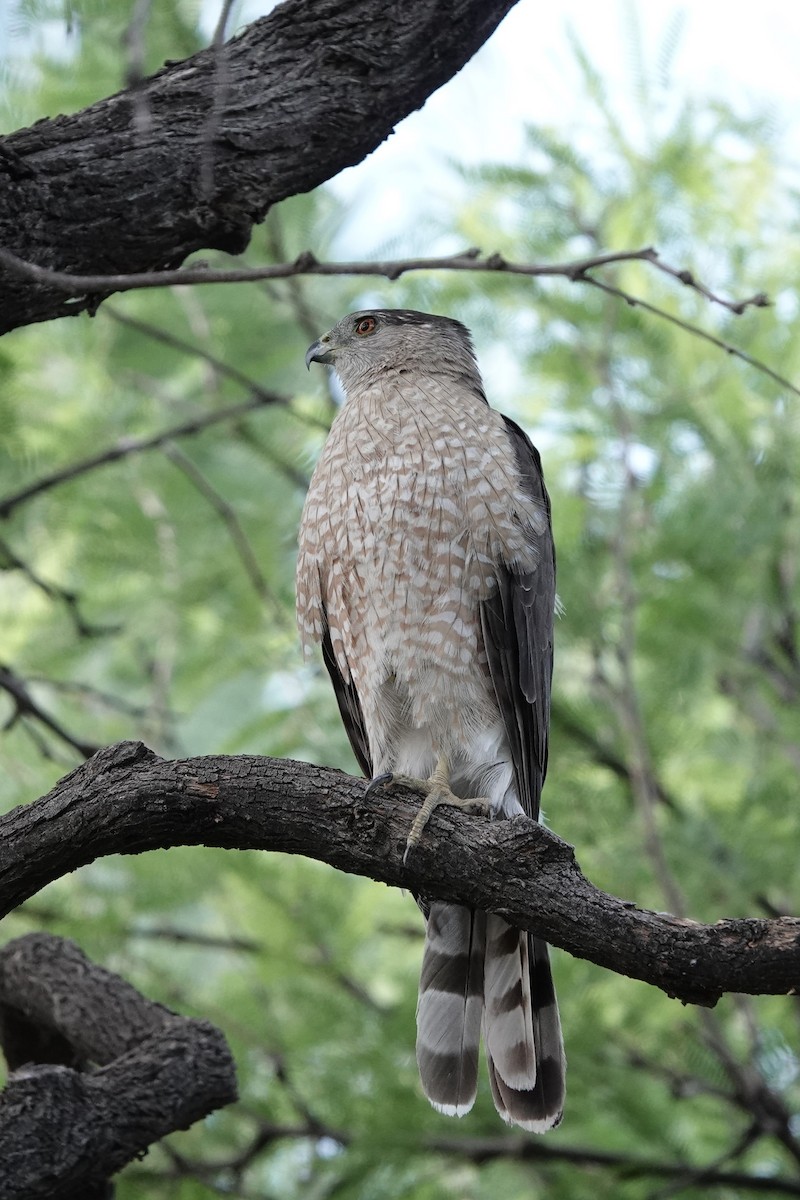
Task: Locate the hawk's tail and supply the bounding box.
[416,904,565,1131]
[484,915,565,1132]
[416,902,485,1116]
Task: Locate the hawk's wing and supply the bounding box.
[321,620,373,778]
[479,416,555,821]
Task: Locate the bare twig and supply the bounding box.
[0,392,285,520]
[0,535,112,638]
[551,700,679,812]
[163,442,287,622]
[0,665,99,760]
[105,307,329,440]
[133,1115,800,1196]
[0,245,769,314]
[0,244,788,401]
[585,274,799,399]
[24,676,147,718]
[108,306,316,412]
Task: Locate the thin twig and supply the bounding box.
[0,665,99,759]
[585,274,800,399]
[0,393,284,519]
[1,245,788,400]
[0,535,113,637]
[163,442,287,623]
[105,307,329,432]
[0,246,770,315]
[24,675,148,719]
[131,1118,800,1196]
[551,700,679,811]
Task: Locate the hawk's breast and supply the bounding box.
[296,376,547,717]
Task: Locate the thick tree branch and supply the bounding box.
[0,0,519,333]
[1,741,798,1007]
[0,932,237,1200]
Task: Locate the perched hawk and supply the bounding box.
[297,309,565,1131]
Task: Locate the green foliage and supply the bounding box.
[1,4,799,1197]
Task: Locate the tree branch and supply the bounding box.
[2,243,788,398]
[0,390,286,520]
[0,932,237,1200]
[1,741,798,1008]
[0,244,769,313]
[132,1117,800,1197]
[426,1133,800,1195]
[0,0,520,333]
[0,665,100,760]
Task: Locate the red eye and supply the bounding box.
[355,316,376,335]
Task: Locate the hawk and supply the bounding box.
[297,309,565,1131]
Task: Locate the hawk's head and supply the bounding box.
[305,309,482,396]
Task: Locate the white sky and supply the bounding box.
[326,0,800,251]
[4,1,798,157]
[2,0,798,247]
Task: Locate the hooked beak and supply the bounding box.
[305,337,334,369]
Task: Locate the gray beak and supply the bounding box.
[305,338,334,369]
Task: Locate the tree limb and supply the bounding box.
[0,0,520,333]
[0,932,237,1200]
[0,244,770,313]
[0,390,286,520]
[1,741,798,1007]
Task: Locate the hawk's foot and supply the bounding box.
[367,756,491,863]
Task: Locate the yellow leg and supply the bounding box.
[369,755,491,863]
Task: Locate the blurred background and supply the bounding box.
[1,1,800,1196]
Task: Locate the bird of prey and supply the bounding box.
[297,309,565,1131]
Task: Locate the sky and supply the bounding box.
[4,1,799,148]
[324,0,800,252]
[2,0,798,251]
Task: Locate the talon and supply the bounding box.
[397,755,492,863]
[365,771,394,798]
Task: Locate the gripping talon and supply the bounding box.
[399,755,492,863]
[365,771,394,798]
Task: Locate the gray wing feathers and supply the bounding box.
[479,418,564,1130]
[321,622,373,777]
[480,415,555,820]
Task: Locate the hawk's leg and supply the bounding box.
[368,756,491,863]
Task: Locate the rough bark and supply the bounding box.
[0,932,237,1200]
[1,741,798,1007]
[0,0,520,334]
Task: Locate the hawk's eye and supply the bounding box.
[355,316,376,336]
